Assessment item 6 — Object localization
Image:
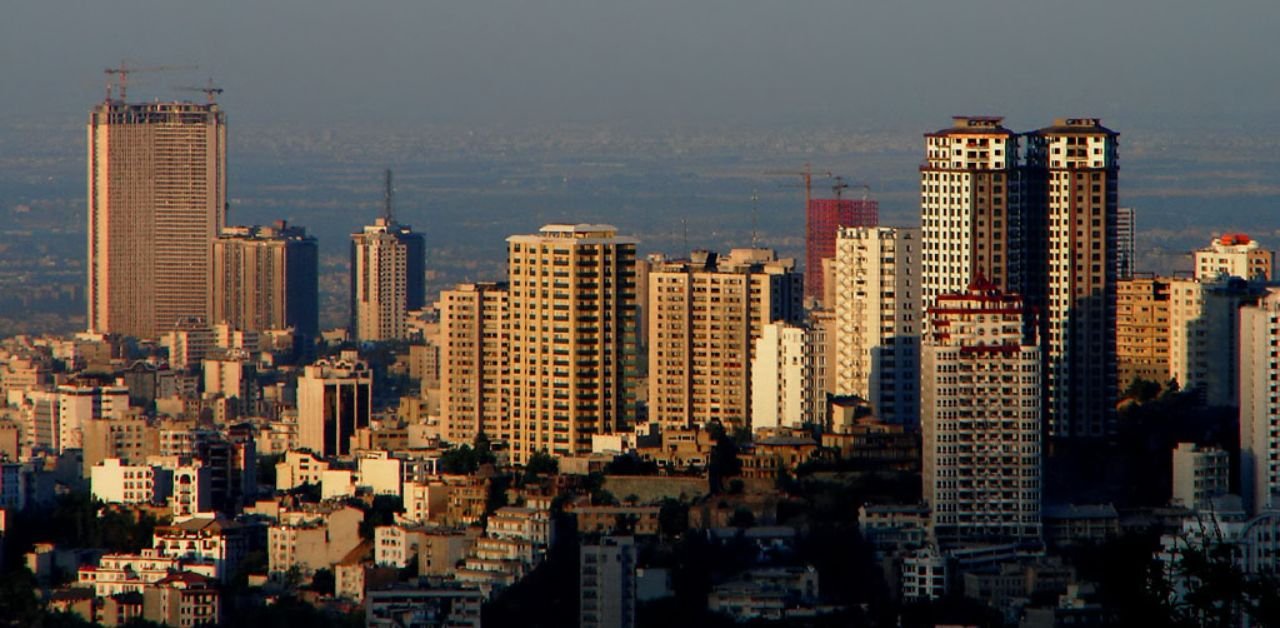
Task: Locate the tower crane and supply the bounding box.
[174,79,224,103]
[763,162,832,210]
[104,61,198,102]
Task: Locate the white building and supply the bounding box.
[401,481,451,525]
[171,464,213,521]
[833,226,920,426]
[152,517,247,583]
[751,323,824,430]
[91,458,173,505]
[1170,278,1264,406]
[357,451,403,497]
[581,536,636,628]
[275,450,329,491]
[375,524,425,568]
[922,283,1042,545]
[1194,233,1273,282]
[297,358,372,458]
[1240,288,1280,513]
[56,378,129,452]
[1170,442,1229,511]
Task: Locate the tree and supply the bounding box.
[308,568,336,596]
[524,451,559,482]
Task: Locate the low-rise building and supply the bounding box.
[366,588,483,628]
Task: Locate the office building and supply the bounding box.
[1026,118,1120,438]
[1115,275,1170,389]
[919,117,1023,321]
[1239,288,1280,513]
[505,224,638,465]
[806,197,878,305]
[833,226,921,426]
[437,282,508,446]
[1194,233,1273,282]
[350,172,426,341]
[647,249,802,433]
[88,100,226,339]
[211,221,318,339]
[922,282,1042,545]
[297,358,373,457]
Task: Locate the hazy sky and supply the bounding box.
[4,0,1278,130]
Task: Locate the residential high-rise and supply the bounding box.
[1025,118,1120,438]
[806,198,878,305]
[580,536,636,628]
[350,172,426,342]
[922,282,1042,545]
[647,249,802,433]
[211,222,319,340]
[920,117,1023,321]
[1239,288,1280,513]
[1115,275,1170,390]
[88,100,227,339]
[1116,207,1136,280]
[297,357,372,457]
[505,224,638,465]
[1194,234,1273,282]
[1168,277,1264,406]
[751,322,827,430]
[833,226,921,426]
[437,282,508,446]
[1170,442,1229,511]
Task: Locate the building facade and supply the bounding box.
[922,283,1042,545]
[833,226,921,426]
[1240,288,1280,514]
[211,221,319,339]
[1194,234,1273,282]
[350,215,426,342]
[1115,275,1170,389]
[806,198,878,305]
[297,358,373,457]
[437,282,509,446]
[505,224,638,464]
[88,100,227,339]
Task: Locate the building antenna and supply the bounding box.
[383,169,394,222]
[751,189,760,248]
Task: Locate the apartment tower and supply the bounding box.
[437,282,508,446]
[648,249,803,433]
[806,197,878,306]
[211,222,319,339]
[833,226,921,426]
[87,100,227,339]
[1239,288,1280,514]
[1026,118,1120,438]
[921,282,1042,545]
[1115,274,1170,390]
[505,224,638,464]
[350,173,425,342]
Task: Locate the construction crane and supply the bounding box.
[174,79,224,103]
[763,162,832,210]
[104,61,198,102]
[831,175,872,201]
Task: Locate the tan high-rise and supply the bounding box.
[506,224,637,464]
[1115,275,1170,389]
[211,222,318,339]
[647,249,802,433]
[437,282,508,445]
[88,101,227,339]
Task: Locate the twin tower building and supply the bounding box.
[86,99,423,343]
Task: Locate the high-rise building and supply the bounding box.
[806,198,878,305]
[1026,118,1120,438]
[920,117,1023,321]
[350,173,426,342]
[1170,442,1229,511]
[437,282,508,446]
[1116,207,1136,280]
[211,221,319,339]
[833,226,921,426]
[1194,234,1273,282]
[580,536,636,628]
[297,357,373,457]
[505,224,638,465]
[922,282,1042,545]
[1239,288,1280,513]
[88,100,227,339]
[751,322,827,430]
[1115,275,1170,390]
[647,249,802,433]
[1168,277,1265,406]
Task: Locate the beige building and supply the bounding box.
[833,226,920,425]
[437,282,508,446]
[922,283,1042,545]
[920,117,1022,320]
[88,101,227,339]
[1194,234,1273,282]
[1240,289,1280,513]
[1115,275,1170,389]
[351,215,425,342]
[297,358,372,457]
[267,504,364,577]
[1028,118,1120,439]
[647,248,802,433]
[210,222,318,339]
[505,224,638,464]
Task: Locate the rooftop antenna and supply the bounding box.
[750,189,760,248]
[382,169,394,222]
